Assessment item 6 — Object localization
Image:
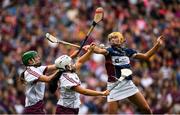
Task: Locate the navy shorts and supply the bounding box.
[56,105,79,114]
[23,100,45,114]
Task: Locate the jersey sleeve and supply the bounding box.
[106,47,112,55]
[60,73,80,89]
[125,48,137,57]
[25,70,40,83]
[38,66,47,74]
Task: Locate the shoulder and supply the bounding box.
[123,47,134,51]
[25,67,41,78]
[121,47,137,57]
[123,47,137,53]
[62,72,78,79]
[37,66,47,73]
[27,66,47,74]
[63,73,80,81]
[106,47,113,54]
[106,47,112,51]
[24,68,40,83]
[61,72,80,85]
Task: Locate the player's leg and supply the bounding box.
[128,92,152,114]
[108,101,119,114]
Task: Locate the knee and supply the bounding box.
[108,102,118,114]
[108,108,117,114]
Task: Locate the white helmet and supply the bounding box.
[55,55,72,70]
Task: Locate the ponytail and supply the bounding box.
[48,71,63,93]
[19,71,26,85]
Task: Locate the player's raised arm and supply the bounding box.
[75,43,95,70]
[38,70,60,82]
[132,35,165,61]
[45,64,57,73]
[83,44,108,55]
[70,50,79,59]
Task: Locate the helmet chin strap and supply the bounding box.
[28,59,41,67]
[32,59,35,64]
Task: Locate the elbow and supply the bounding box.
[77,60,83,64]
[144,57,150,62]
[142,54,150,61]
[144,55,150,61]
[134,53,151,61]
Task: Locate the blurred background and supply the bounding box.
[0,0,180,114]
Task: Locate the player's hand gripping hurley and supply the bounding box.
[109,69,133,92]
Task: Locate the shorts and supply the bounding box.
[107,80,139,102]
[23,100,45,114]
[56,105,79,114]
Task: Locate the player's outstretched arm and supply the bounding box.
[46,64,57,73]
[72,85,109,96]
[133,35,165,60]
[83,44,108,55]
[70,50,79,59]
[38,70,60,82]
[75,43,95,70]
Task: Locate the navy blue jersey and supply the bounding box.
[105,46,137,82]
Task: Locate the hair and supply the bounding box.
[48,68,76,93]
[48,71,63,93]
[108,32,125,43]
[19,71,26,85]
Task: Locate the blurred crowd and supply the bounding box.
[0,0,180,114]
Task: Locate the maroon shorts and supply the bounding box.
[56,105,79,114]
[23,100,45,114]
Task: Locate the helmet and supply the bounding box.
[108,32,125,43]
[22,51,38,66]
[55,55,72,70]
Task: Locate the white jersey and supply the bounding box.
[24,66,47,107]
[57,72,81,109]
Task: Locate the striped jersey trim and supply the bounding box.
[27,68,41,78]
[63,73,79,85]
